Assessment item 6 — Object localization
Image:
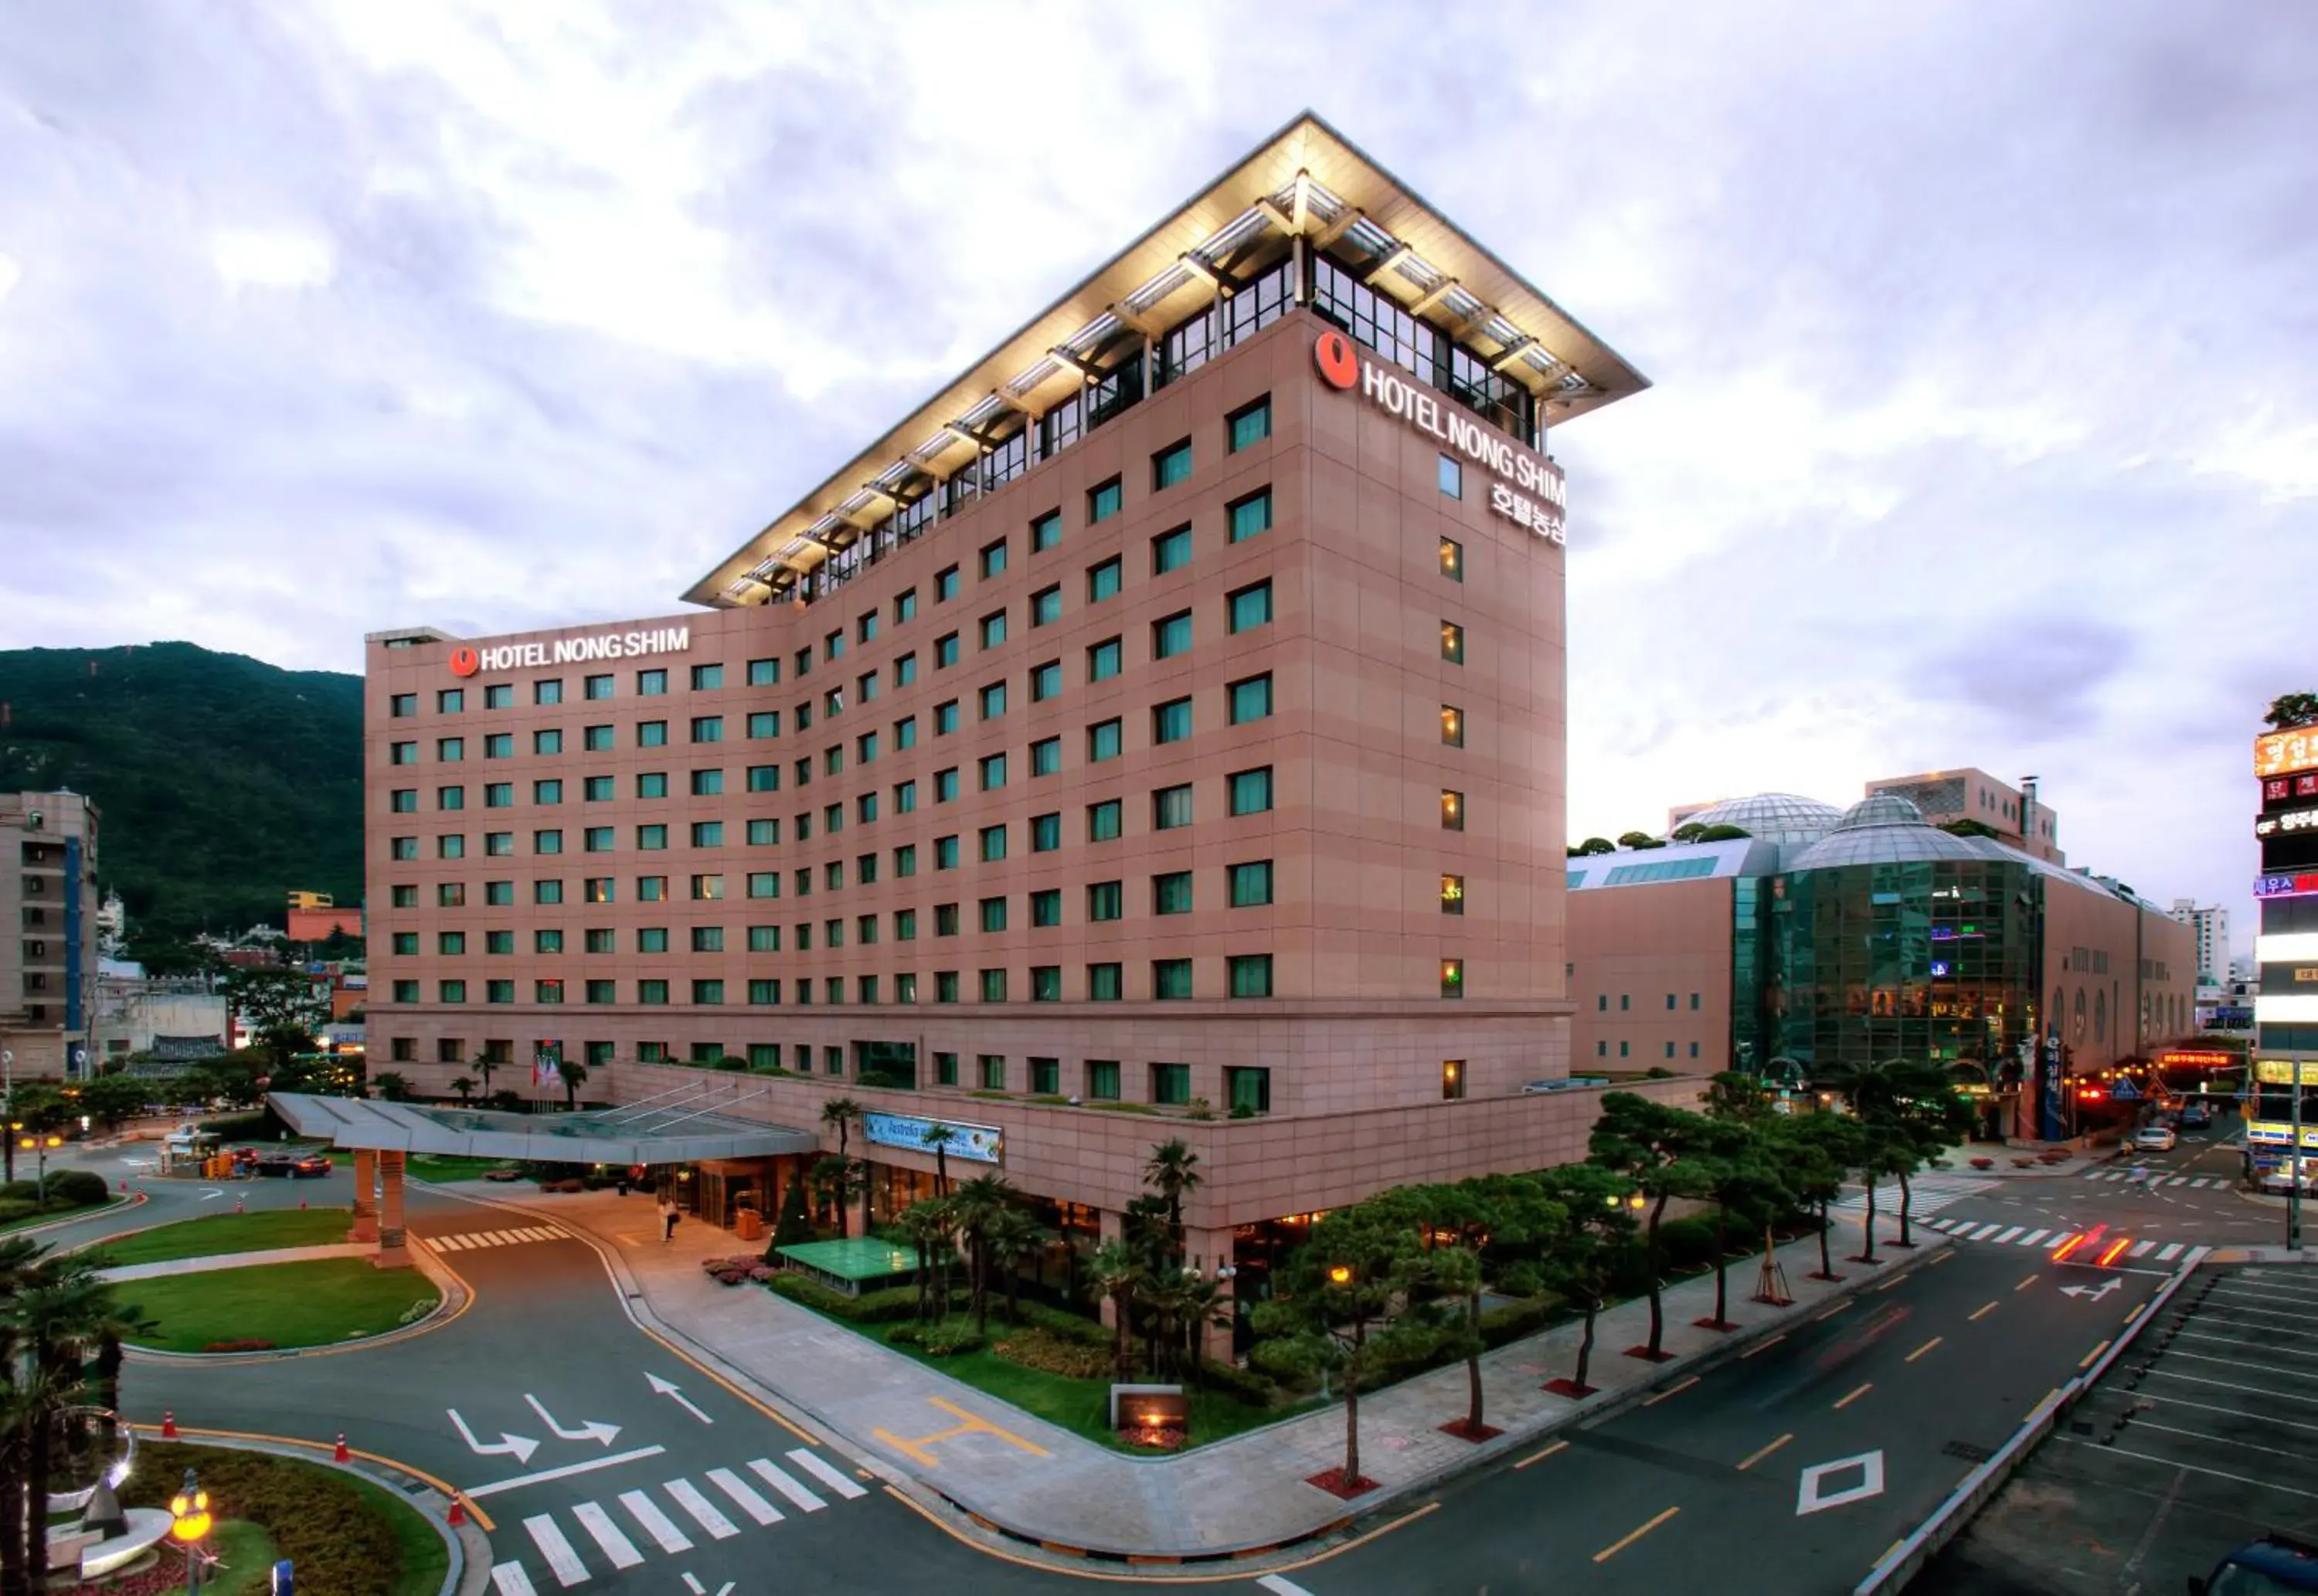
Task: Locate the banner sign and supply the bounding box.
[862,1112,1001,1165]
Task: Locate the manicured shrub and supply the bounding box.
[1195,1358,1279,1406]
[45,1169,110,1207]
[919,1322,984,1357]
[766,1272,919,1323]
[1654,1217,1722,1271]
[1478,1295,1562,1348]
[1015,1302,1111,1347]
[121,1441,410,1596]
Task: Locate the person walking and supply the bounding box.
[658,1194,680,1245]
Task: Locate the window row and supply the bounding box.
[389,954,1283,1007]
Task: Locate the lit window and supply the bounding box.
[1441,790,1464,830]
[1441,705,1463,746]
[1440,538,1463,582]
[1441,958,1464,998]
[1441,621,1464,664]
[1441,1059,1466,1100]
[1441,874,1464,915]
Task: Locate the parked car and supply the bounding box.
[253,1156,297,1177]
[2133,1124,2178,1153]
[2180,1103,2211,1130]
[2187,1531,2318,1592]
[2258,1158,2316,1196]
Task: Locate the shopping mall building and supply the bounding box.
[1570,786,2195,1139]
[360,114,1681,1331]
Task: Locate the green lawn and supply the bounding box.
[199,1520,277,1596]
[0,1197,115,1234]
[121,1258,440,1353]
[404,1153,520,1183]
[97,1207,353,1265]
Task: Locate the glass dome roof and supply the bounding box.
[1678,793,1844,847]
[1788,793,1991,869]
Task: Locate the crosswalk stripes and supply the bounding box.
[1829,1173,1993,1217]
[427,1226,569,1251]
[1920,1219,2213,1265]
[2081,1170,2224,1188]
[489,1452,868,1589]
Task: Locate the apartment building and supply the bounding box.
[2,791,100,1080]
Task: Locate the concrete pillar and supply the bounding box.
[373,1150,411,1268]
[1095,1208,1125,1329]
[349,1148,379,1242]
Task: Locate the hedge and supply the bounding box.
[44,1170,110,1207]
[121,1441,412,1596]
[766,1272,922,1323]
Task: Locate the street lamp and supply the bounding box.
[168,1468,212,1595]
[22,1133,62,1211]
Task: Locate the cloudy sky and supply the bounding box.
[3,2,2310,950]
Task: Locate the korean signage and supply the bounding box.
[1314,330,1568,544]
[2256,806,2318,838]
[2255,728,2318,779]
[2157,1050,2238,1071]
[450,626,692,677]
[2263,774,2318,806]
[2248,1122,2318,1150]
[2254,871,2318,901]
[862,1112,1002,1165]
[2255,1059,2318,1085]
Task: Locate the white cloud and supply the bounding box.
[208,226,336,290]
[0,249,19,305]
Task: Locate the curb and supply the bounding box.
[124,1424,483,1596]
[121,1239,469,1367]
[5,1192,144,1238]
[435,1184,1951,1571]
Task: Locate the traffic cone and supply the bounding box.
[335,1433,349,1462]
[299,1199,307,1211]
[117,1179,127,1194]
[161,1411,177,1439]
[447,1499,466,1526]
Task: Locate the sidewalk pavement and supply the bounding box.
[448,1184,1945,1560]
[1940,1149,2113,1180]
[99,1242,374,1282]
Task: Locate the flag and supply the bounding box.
[533,1048,563,1089]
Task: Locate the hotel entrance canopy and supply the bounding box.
[266,1092,819,1166]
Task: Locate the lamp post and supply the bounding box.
[22,1132,61,1211]
[168,1467,212,1595]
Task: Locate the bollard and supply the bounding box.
[161,1411,177,1439]
[447,1499,465,1526]
[118,1179,127,1194]
[234,1194,246,1214]
[335,1433,349,1462]
[299,1199,307,1211]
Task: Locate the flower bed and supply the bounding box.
[700,1256,773,1286]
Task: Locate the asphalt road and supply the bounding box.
[1290,1243,2160,1596]
[1916,1261,2318,1594]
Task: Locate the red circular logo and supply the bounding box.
[1314,329,1358,390]
[448,647,480,677]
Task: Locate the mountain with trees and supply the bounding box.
[0,643,362,939]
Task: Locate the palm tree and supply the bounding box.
[5,1245,114,1584]
[1088,1239,1143,1383]
[898,1199,954,1323]
[558,1058,590,1111]
[372,1071,412,1102]
[449,1075,478,1105]
[949,1174,1015,1333]
[809,1156,865,1240]
[921,1122,960,1198]
[471,1050,498,1099]
[821,1097,864,1163]
[1143,1139,1202,1265]
[982,1209,1049,1327]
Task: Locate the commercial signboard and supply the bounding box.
[2255,1058,2318,1085]
[2257,805,2318,838]
[2253,871,2318,900]
[862,1112,1001,1165]
[2156,1049,2238,1071]
[449,626,692,677]
[2255,728,2318,779]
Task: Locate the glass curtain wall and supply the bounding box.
[1770,860,2038,1071]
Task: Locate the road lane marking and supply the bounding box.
[2020,1229,2051,1246]
[1817,1302,1854,1322]
[489,1566,537,1596]
[1742,1333,1787,1359]
[1993,1227,2024,1243]
[746,1458,826,1513]
[617,1489,692,1553]
[2129,1241,2156,1257]
[570,1502,644,1569]
[2164,1177,2186,1187]
[522,1516,589,1588]
[664,1479,739,1540]
[465,1445,668,1499]
[1970,1301,1999,1322]
[2171,1329,2318,1362]
[2157,1243,2184,1262]
[2079,1340,2112,1370]
[434,1234,471,1250]
[1797,1450,1887,1514]
[1737,1433,1793,1471]
[1906,1336,1942,1363]
[2129,1419,2318,1463]
[1967,1224,2002,1241]
[2160,1349,2318,1384]
[1593,1506,1679,1563]
[1257,1577,1319,1596]
[2143,1392,2318,1435]
[1514,1439,1568,1469]
[2017,1274,2041,1292]
[786,1448,868,1499]
[705,1468,781,1525]
[681,1577,704,1596]
[1643,1376,1699,1406]
[1834,1382,1873,1410]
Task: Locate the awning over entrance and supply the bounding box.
[265,1091,820,1166]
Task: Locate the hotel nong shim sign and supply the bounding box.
[450,627,693,677]
[1314,329,1568,544]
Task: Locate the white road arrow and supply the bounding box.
[645,1374,714,1425]
[522,1394,621,1446]
[445,1408,539,1465]
[2061,1278,2125,1302]
[199,1188,222,1202]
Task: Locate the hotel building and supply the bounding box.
[362,114,1672,1333]
[2,790,100,1081]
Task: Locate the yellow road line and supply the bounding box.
[131,1422,496,1533]
[2016,1273,2041,1292]
[1643,1375,1700,1407]
[2025,1387,2058,1423]
[637,1323,819,1445]
[2079,1339,2112,1370]
[1736,1433,1793,1472]
[1969,1300,1999,1322]
[1834,1382,1873,1410]
[1514,1439,1569,1469]
[1593,1506,1680,1564]
[1816,1302,1854,1322]
[1741,1333,1787,1359]
[1906,1336,1942,1363]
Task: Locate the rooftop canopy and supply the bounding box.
[265,1091,818,1166]
[685,110,1648,610]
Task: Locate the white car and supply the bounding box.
[2132,1125,2177,1153]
